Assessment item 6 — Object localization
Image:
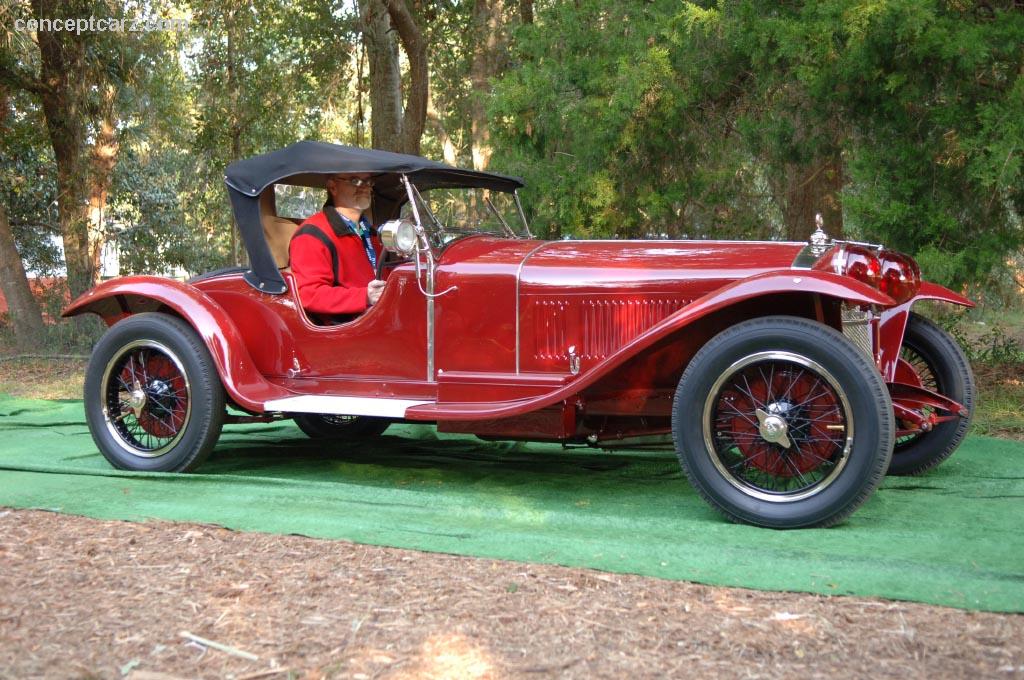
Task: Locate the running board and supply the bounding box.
[263,395,434,418]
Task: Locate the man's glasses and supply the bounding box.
[333,176,374,188]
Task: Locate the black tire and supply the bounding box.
[84,313,226,472]
[292,413,391,439]
[672,316,894,529]
[888,312,975,476]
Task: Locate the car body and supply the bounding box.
[66,141,975,528]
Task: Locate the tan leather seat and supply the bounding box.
[259,188,300,269]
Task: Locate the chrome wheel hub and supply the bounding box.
[755,408,792,449]
[129,380,147,418]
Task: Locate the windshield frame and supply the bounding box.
[400,178,532,253]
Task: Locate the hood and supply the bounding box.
[519,240,806,290]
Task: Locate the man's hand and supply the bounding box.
[367,279,386,306]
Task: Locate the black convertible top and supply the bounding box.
[222,141,525,294]
[225,140,524,198]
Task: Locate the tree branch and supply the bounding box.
[0,61,49,96]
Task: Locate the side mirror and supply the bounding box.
[378,219,418,257]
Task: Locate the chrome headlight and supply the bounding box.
[378,219,418,257]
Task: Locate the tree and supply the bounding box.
[0,51,45,350]
[469,0,507,171]
[491,0,779,240]
[189,0,344,265]
[0,0,145,299]
[360,0,428,154]
[490,0,1023,287]
[0,201,46,349]
[21,0,95,299]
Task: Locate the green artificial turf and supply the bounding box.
[1,395,1022,612]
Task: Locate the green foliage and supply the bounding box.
[0,90,61,276]
[491,0,1024,287]
[935,308,1024,364]
[490,0,779,240]
[2,0,1023,306]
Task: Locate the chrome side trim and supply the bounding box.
[514,241,556,374]
[264,395,432,418]
[552,239,806,245]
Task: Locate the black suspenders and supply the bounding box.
[293,225,339,286]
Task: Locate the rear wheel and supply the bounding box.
[292,413,391,439]
[84,313,225,472]
[888,312,975,475]
[672,316,894,529]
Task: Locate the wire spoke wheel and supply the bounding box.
[674,316,892,528]
[900,346,939,392]
[887,312,975,476]
[703,351,854,503]
[101,340,192,458]
[85,313,225,472]
[292,412,392,439]
[894,345,939,447]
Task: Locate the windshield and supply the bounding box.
[401,186,529,249]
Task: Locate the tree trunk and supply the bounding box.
[363,0,403,152]
[427,96,459,166]
[469,0,505,171]
[520,0,533,24]
[361,0,428,155]
[775,154,844,242]
[383,0,428,156]
[88,84,119,280]
[227,5,241,265]
[356,42,367,147]
[0,200,46,350]
[0,88,44,346]
[33,0,95,300]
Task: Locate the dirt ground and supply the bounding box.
[1,509,1022,680]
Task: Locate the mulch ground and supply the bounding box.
[1,509,1022,680]
[1,353,1023,677]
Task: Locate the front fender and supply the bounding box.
[409,270,894,421]
[877,281,975,381]
[64,276,287,411]
[915,281,974,308]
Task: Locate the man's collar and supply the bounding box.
[324,207,358,238]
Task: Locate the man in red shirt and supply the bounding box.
[288,173,387,323]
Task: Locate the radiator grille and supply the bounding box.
[841,304,873,359]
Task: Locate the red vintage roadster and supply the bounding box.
[65,142,975,528]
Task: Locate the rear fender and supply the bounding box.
[878,281,974,381]
[63,276,286,411]
[409,270,895,421]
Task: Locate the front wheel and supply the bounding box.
[84,313,226,472]
[672,316,894,529]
